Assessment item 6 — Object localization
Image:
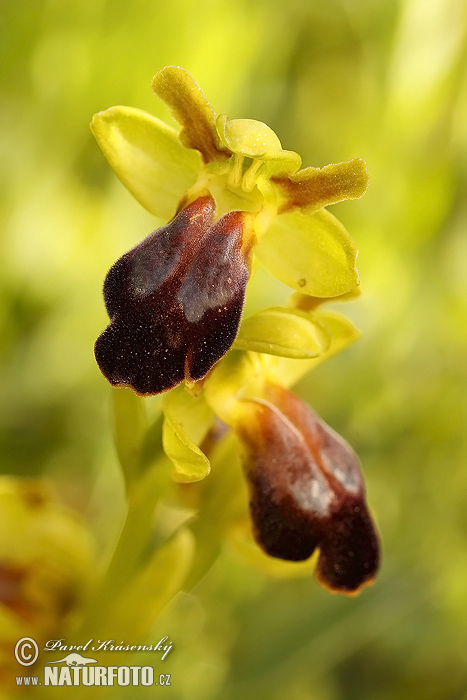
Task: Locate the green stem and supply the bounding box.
[76,462,166,637]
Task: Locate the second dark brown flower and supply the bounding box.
[236,384,380,594]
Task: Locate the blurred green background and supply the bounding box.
[2,0,467,697]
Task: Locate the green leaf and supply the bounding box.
[139,412,164,470]
[162,385,214,482]
[255,208,359,297]
[111,528,194,639]
[91,106,202,220]
[184,433,246,590]
[234,307,330,358]
[112,387,147,485]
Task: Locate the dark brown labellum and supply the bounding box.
[237,385,380,594]
[95,195,250,395]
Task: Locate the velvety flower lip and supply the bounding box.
[95,195,252,395]
[236,384,380,595]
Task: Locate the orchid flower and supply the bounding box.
[203,345,380,595]
[235,384,380,594]
[91,66,368,395]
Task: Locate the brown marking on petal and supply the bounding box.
[274,159,369,214]
[152,66,229,164]
[95,197,251,395]
[236,387,380,593]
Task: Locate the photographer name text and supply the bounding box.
[44,637,173,660]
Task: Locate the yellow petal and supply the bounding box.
[91,105,201,220]
[263,310,361,388]
[162,418,210,483]
[234,306,330,358]
[162,385,214,482]
[255,208,359,297]
[217,114,302,175]
[217,115,282,157]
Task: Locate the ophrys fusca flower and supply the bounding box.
[92,66,368,395]
[235,384,380,594]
